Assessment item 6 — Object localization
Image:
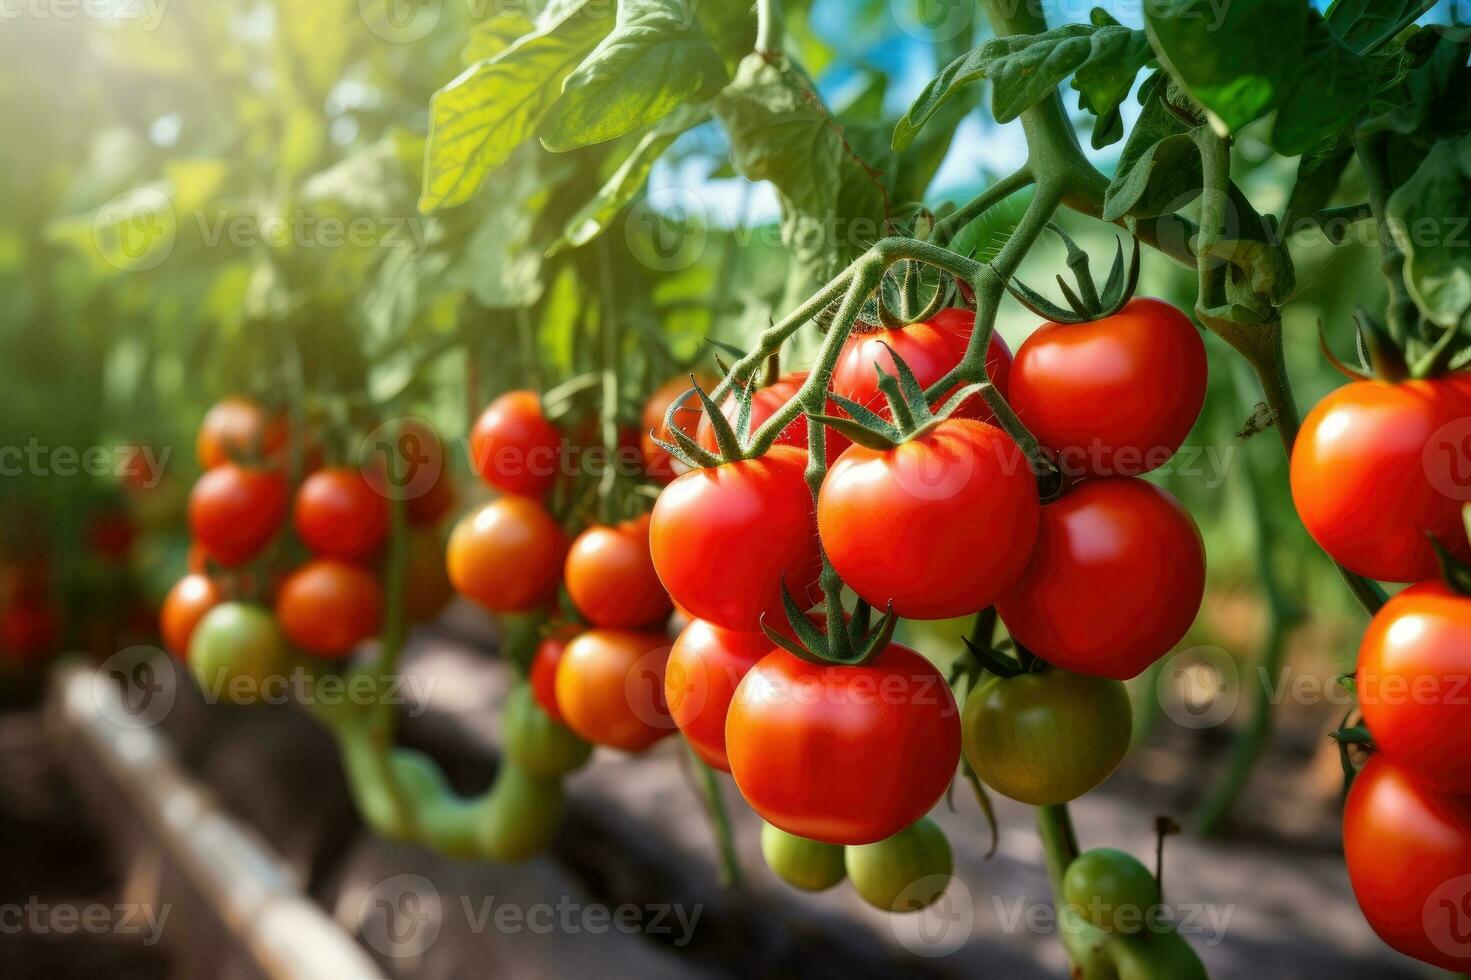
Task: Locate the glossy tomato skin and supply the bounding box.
[818,418,1039,619]
[554,629,674,752]
[664,618,770,771]
[649,446,822,632]
[187,602,288,705]
[844,817,953,912]
[962,669,1131,806]
[1291,379,1471,583]
[196,397,288,470]
[564,513,671,628]
[641,375,712,482]
[761,822,846,891]
[161,573,223,656]
[530,626,579,723]
[726,643,960,846]
[1062,848,1162,934]
[469,390,562,497]
[831,309,1012,425]
[694,372,851,461]
[997,478,1204,679]
[1344,755,1471,971]
[1359,582,1471,792]
[293,467,388,561]
[188,463,288,567]
[1009,298,1207,479]
[446,498,567,613]
[275,559,382,657]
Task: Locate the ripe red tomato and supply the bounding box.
[641,375,711,482]
[0,602,60,662]
[293,467,388,562]
[85,509,136,562]
[565,513,671,628]
[996,478,1204,679]
[664,618,771,771]
[469,390,561,497]
[1358,582,1471,793]
[830,308,1012,425]
[817,418,1038,619]
[649,446,822,632]
[726,643,961,845]
[1008,298,1207,478]
[1344,755,1471,971]
[161,573,223,656]
[530,625,580,724]
[196,396,288,470]
[275,558,381,656]
[446,497,567,612]
[694,372,851,460]
[554,629,674,751]
[1291,378,1471,583]
[188,463,288,567]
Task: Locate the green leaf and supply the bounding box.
[550,105,710,255]
[461,10,539,65]
[420,2,611,212]
[1326,0,1426,53]
[949,186,1034,263]
[714,53,843,247]
[540,0,726,151]
[1102,89,1203,221]
[895,18,1152,151]
[1145,0,1308,135]
[1271,11,1374,155]
[1282,130,1355,233]
[1387,136,1471,328]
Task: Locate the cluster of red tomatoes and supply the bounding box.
[1291,375,1471,971]
[447,298,1209,905]
[162,397,455,701]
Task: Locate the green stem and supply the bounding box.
[755,0,783,55]
[1353,129,1419,344]
[689,747,743,888]
[929,167,1035,246]
[597,239,622,523]
[1037,803,1080,906]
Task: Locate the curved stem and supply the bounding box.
[755,0,783,56]
[930,167,1035,246]
[688,747,743,887]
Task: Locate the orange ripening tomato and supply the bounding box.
[1008,298,1207,479]
[446,498,567,613]
[726,643,961,845]
[664,618,771,771]
[1291,378,1471,583]
[641,375,712,482]
[294,467,389,562]
[196,396,289,470]
[469,390,562,497]
[188,463,288,567]
[555,629,674,752]
[564,513,671,629]
[1343,755,1471,972]
[161,573,223,656]
[275,559,381,657]
[997,477,1204,679]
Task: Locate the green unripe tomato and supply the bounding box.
[187,602,288,706]
[761,822,846,892]
[1063,848,1162,934]
[478,762,565,861]
[502,682,593,779]
[962,668,1130,806]
[844,818,953,912]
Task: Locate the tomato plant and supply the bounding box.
[760,822,846,892]
[196,397,288,471]
[844,818,953,912]
[275,559,382,657]
[470,390,563,498]
[554,629,674,752]
[188,463,289,567]
[1063,848,1163,934]
[564,514,671,628]
[161,573,224,657]
[188,603,288,706]
[293,466,389,562]
[664,618,772,772]
[530,627,579,725]
[447,498,567,613]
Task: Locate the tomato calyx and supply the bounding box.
[960,633,1039,679]
[1006,225,1141,325]
[649,374,761,469]
[1430,533,1471,597]
[760,582,897,667]
[815,343,987,450]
